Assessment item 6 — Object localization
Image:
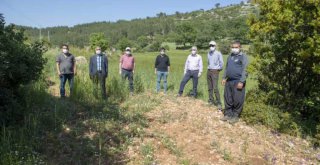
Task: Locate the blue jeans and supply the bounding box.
[59,74,74,97]
[121,69,134,92]
[156,71,168,93]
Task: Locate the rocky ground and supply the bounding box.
[126,94,319,165]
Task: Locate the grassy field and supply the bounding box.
[0,47,257,164]
[50,47,256,104]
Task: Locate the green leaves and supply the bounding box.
[89,33,109,52]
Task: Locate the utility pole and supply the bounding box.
[39,28,42,41]
[48,30,50,42]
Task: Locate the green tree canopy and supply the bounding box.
[89,32,109,52]
[248,0,320,112]
[175,23,196,47]
[0,14,47,89]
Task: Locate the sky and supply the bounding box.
[0,0,244,28]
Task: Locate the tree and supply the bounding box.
[215,3,220,8]
[248,1,320,117]
[117,38,132,52]
[0,14,47,89]
[175,23,196,47]
[89,32,109,52]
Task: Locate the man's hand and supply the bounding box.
[58,71,61,77]
[198,72,202,78]
[119,70,122,75]
[132,70,135,74]
[237,82,244,89]
[221,79,227,86]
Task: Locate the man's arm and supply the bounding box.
[132,57,135,74]
[240,54,249,83]
[154,56,158,74]
[199,56,203,74]
[56,62,60,76]
[119,56,122,74]
[73,56,76,75]
[56,56,61,76]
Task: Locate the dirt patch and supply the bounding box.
[126,94,319,164]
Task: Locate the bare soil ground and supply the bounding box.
[126,94,319,165]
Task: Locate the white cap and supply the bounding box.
[125,47,131,51]
[209,41,216,46]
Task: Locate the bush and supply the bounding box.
[242,89,281,130]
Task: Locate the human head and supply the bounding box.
[125,47,131,55]
[209,41,216,51]
[160,47,165,55]
[61,44,69,54]
[231,41,241,54]
[191,46,197,55]
[95,46,102,54]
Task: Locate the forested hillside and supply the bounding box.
[19,3,257,49]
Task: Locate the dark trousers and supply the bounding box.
[207,69,221,105]
[121,69,134,92]
[92,72,106,99]
[59,74,74,97]
[224,80,246,117]
[179,70,199,96]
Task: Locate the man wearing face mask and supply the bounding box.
[119,47,135,95]
[207,41,224,111]
[178,46,203,98]
[155,47,170,94]
[56,44,76,98]
[221,41,249,124]
[89,46,108,99]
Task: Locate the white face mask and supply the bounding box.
[160,51,165,55]
[96,50,101,54]
[62,49,68,54]
[191,50,197,55]
[125,51,131,55]
[210,47,216,51]
[231,48,240,54]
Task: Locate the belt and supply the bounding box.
[97,70,102,73]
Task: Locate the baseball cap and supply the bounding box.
[125,47,131,51]
[209,41,216,46]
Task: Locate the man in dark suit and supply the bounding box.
[89,46,108,99]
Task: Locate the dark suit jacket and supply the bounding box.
[89,54,108,78]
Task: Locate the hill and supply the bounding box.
[18,3,258,48]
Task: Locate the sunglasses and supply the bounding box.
[209,45,216,47]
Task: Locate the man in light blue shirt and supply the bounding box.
[207,41,224,110]
[178,46,203,98]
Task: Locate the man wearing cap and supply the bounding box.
[178,46,203,98]
[89,46,108,99]
[119,47,135,95]
[207,41,224,110]
[221,41,249,124]
[155,47,170,94]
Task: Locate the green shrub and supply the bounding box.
[242,90,281,130]
[133,74,145,93]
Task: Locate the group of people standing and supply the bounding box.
[55,40,248,124]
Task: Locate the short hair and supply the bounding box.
[232,41,241,46]
[61,44,69,49]
[160,47,165,51]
